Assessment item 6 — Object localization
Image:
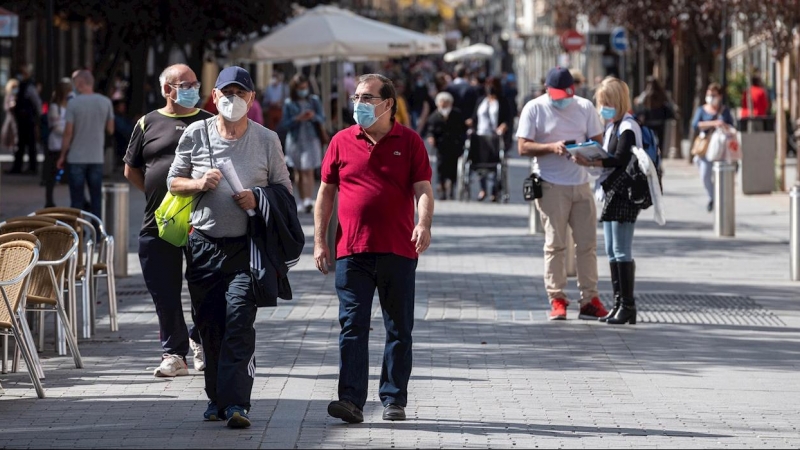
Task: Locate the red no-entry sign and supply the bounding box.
[560,29,585,52]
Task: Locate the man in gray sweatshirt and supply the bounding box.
[167,66,291,429]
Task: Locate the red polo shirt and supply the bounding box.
[322,121,432,260]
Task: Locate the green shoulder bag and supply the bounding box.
[155,192,201,247]
[156,118,214,247]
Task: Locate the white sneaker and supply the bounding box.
[154,354,189,377]
[190,338,206,372]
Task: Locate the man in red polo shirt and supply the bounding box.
[314,73,434,424]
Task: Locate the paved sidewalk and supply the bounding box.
[0,154,799,449]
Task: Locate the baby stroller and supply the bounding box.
[455,131,510,203]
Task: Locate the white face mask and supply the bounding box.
[439,107,451,117]
[217,93,250,122]
[705,95,718,106]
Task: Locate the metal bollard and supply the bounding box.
[565,225,577,277]
[326,194,338,272]
[791,185,800,281]
[102,182,129,277]
[529,203,543,234]
[528,159,544,235]
[713,161,736,237]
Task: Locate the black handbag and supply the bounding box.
[523,173,542,201]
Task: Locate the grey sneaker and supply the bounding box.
[154,354,188,377]
[190,338,205,372]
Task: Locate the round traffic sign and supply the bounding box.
[611,27,628,53]
[560,29,586,52]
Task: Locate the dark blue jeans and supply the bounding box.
[138,231,200,359]
[335,252,418,409]
[67,163,103,218]
[185,231,257,411]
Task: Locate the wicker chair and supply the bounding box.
[0,220,71,357]
[30,209,103,338]
[0,233,44,398]
[25,226,83,367]
[32,207,118,335]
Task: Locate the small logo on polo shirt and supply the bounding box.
[393,151,401,156]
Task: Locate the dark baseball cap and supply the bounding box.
[545,67,575,100]
[215,66,254,92]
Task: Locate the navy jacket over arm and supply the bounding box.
[248,184,305,307]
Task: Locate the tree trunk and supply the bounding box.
[128,40,148,117]
[776,57,787,191]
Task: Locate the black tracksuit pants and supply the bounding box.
[185,230,257,412]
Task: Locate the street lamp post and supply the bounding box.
[46,0,55,96]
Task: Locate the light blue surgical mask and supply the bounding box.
[353,99,388,128]
[550,97,574,109]
[297,89,309,98]
[175,87,200,108]
[600,106,617,120]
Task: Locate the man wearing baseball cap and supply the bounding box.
[167,66,293,428]
[516,67,609,321]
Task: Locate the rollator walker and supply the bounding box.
[455,130,510,203]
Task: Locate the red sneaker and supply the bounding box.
[549,299,568,321]
[579,297,609,320]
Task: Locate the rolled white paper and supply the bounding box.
[217,159,256,217]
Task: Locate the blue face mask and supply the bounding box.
[175,87,200,108]
[550,97,574,109]
[297,89,309,98]
[353,99,388,128]
[600,106,617,120]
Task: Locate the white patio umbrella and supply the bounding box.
[231,5,445,61]
[443,43,494,63]
[229,5,444,130]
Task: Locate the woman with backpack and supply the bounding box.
[572,77,646,325]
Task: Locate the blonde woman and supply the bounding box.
[1,78,19,154]
[573,77,642,325]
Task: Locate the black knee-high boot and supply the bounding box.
[607,260,636,325]
[599,261,621,322]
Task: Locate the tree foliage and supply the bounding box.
[4,0,329,113]
[730,0,800,58]
[549,0,725,58]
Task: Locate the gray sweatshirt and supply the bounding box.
[167,118,292,238]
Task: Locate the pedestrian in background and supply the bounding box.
[634,76,674,148]
[517,67,608,321]
[281,74,325,214]
[8,64,42,175]
[315,74,433,424]
[43,78,72,207]
[247,91,264,125]
[56,70,114,218]
[426,91,466,200]
[1,79,19,154]
[446,64,479,121]
[409,73,433,134]
[469,76,511,202]
[124,64,212,378]
[740,74,769,118]
[168,66,292,429]
[574,77,644,325]
[262,71,288,130]
[393,79,411,127]
[691,83,735,212]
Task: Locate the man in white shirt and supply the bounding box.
[516,67,608,321]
